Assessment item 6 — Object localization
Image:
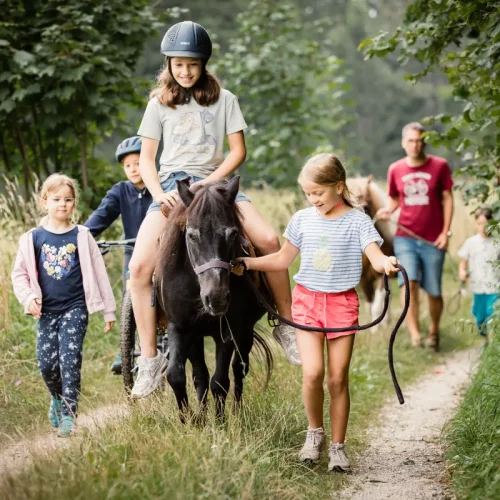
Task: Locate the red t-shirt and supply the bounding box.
[388,155,453,242]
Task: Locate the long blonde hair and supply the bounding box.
[39,174,80,225]
[298,153,359,208]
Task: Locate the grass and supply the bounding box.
[0,182,481,498]
[444,317,500,500]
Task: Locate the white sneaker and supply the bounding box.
[328,442,351,472]
[131,353,168,399]
[298,427,326,463]
[273,324,301,365]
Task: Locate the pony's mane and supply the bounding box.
[367,180,387,211]
[159,182,243,276]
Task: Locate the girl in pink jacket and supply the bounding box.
[11,174,116,437]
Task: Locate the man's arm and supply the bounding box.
[376,196,399,220]
[84,184,122,238]
[434,190,453,250]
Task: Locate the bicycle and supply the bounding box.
[97,239,169,393]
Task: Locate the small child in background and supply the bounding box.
[458,207,500,338]
[11,174,116,436]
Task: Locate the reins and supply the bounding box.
[232,261,410,405]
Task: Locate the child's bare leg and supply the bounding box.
[326,334,355,443]
[403,280,422,346]
[129,211,169,358]
[237,201,292,320]
[296,329,325,428]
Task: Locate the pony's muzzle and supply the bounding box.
[203,289,230,316]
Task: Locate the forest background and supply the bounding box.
[0,0,465,209]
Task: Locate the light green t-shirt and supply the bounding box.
[137,89,247,181]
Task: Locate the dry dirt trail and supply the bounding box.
[0,349,478,498]
[340,348,478,500]
[0,403,128,485]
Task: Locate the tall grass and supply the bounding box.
[0,181,481,498]
[444,315,500,500]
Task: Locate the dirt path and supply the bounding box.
[0,403,128,483]
[341,348,478,500]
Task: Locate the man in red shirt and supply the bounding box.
[377,122,454,350]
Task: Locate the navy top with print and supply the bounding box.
[32,227,86,313]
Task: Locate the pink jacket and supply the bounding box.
[11,225,116,322]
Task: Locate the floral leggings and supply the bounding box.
[37,307,88,417]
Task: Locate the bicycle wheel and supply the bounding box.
[120,289,138,393]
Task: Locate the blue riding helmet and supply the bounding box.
[115,136,142,163]
[161,21,212,61]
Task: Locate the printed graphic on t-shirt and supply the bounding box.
[41,243,77,280]
[402,172,431,206]
[312,236,332,271]
[172,109,216,160]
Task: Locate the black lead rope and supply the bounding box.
[236,263,410,404]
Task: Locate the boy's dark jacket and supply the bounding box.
[84,181,152,251]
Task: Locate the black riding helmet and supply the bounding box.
[160,21,212,62]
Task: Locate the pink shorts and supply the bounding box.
[291,284,359,339]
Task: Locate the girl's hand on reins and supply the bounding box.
[104,321,114,333]
[156,191,180,209]
[384,256,399,276]
[28,298,42,318]
[233,257,250,274]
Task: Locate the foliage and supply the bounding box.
[360,0,500,216]
[214,0,350,186]
[0,0,163,205]
[445,318,500,499]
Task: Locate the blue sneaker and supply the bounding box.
[110,352,122,375]
[57,416,76,437]
[48,397,62,428]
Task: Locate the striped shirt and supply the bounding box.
[284,207,383,293]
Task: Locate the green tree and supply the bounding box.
[215,0,350,186]
[360,0,500,212]
[0,0,163,203]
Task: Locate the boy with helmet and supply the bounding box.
[84,136,152,374]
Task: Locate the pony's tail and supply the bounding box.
[251,324,274,389]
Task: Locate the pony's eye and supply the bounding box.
[186,228,200,242]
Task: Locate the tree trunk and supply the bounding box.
[32,106,50,176]
[80,127,88,190]
[13,116,32,199]
[28,133,41,178]
[1,132,12,173]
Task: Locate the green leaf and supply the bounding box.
[13,50,35,67]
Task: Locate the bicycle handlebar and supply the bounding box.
[97,238,136,247]
[97,239,136,255]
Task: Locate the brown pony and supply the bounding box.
[347,176,395,327]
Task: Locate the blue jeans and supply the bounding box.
[393,236,446,297]
[37,307,88,417]
[472,293,498,336]
[147,171,251,214]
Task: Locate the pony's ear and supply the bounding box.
[367,174,374,184]
[177,179,195,207]
[225,176,240,204]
